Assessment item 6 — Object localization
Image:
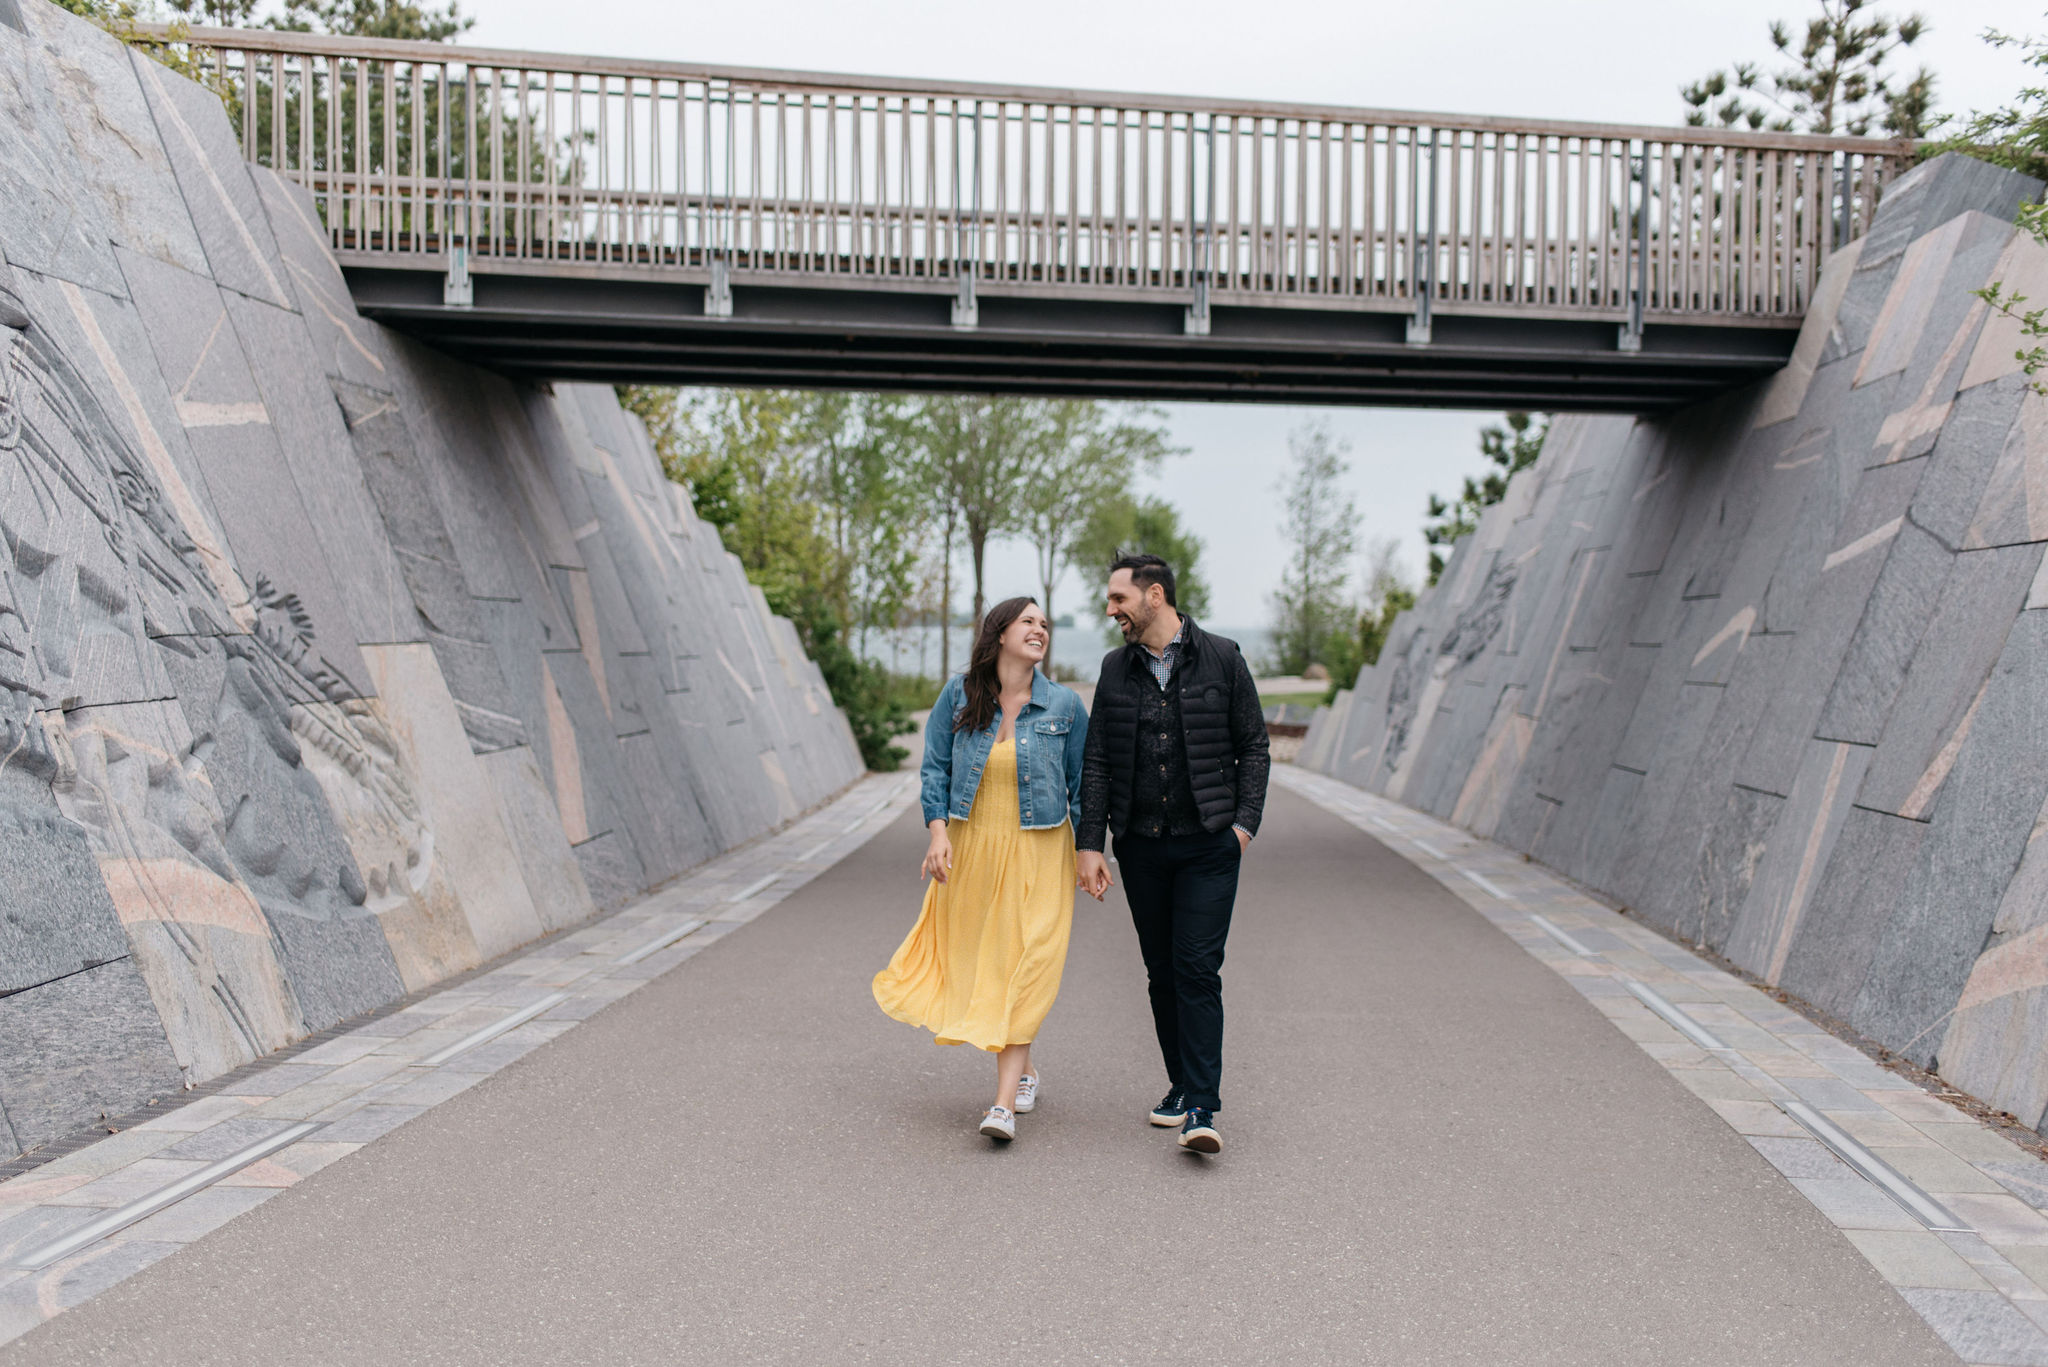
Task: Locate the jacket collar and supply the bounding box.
[1128,614,1204,671]
[972,668,1057,732]
[1028,668,1057,711]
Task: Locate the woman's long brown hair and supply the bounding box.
[955,596,1037,732]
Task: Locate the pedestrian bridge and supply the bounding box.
[166,26,1907,409]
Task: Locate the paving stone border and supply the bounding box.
[1279,765,2048,1367]
[0,773,917,1349]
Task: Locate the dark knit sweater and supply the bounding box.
[1126,657,1206,838]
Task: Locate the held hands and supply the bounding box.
[1076,850,1112,901]
[921,821,954,884]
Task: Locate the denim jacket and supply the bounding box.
[920,671,1088,832]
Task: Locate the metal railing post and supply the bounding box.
[1835,151,1854,252]
[1619,140,1646,353]
[1406,126,1437,345]
[952,97,980,329]
[1185,114,1213,336]
[706,82,734,317]
[444,66,472,307]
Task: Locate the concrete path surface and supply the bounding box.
[3,788,1956,1365]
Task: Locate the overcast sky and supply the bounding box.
[466,0,2041,628]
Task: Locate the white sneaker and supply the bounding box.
[979,1105,1017,1141]
[1014,1072,1040,1113]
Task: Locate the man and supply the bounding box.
[1077,552,1269,1156]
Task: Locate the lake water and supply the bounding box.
[858,623,1277,681]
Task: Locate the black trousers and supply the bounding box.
[1116,827,1241,1112]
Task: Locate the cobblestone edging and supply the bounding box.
[0,774,917,1348]
[1278,766,2048,1367]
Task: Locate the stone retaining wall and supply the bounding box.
[0,0,863,1159]
[1302,152,2048,1130]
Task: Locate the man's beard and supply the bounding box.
[1116,602,1154,642]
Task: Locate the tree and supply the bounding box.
[1960,24,2048,390]
[1072,493,1211,645]
[1015,402,1175,671]
[1682,0,1936,137]
[270,0,470,39]
[1935,25,2048,179]
[915,396,1039,632]
[1423,412,1547,585]
[1268,422,1360,677]
[628,386,919,770]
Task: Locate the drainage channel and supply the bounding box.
[422,992,570,1066]
[615,919,709,967]
[15,1122,322,1271]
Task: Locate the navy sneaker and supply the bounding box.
[1178,1107,1221,1154]
[1149,1087,1189,1127]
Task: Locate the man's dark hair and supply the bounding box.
[1111,550,1176,608]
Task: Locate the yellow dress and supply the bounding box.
[873,740,1077,1052]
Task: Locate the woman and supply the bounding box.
[872,597,1090,1142]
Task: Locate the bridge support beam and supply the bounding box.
[342,264,1798,412]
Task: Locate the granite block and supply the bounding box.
[1966,389,2048,550]
[1917,374,2037,551]
[331,377,526,749]
[116,249,371,699]
[359,642,545,963]
[0,12,123,294]
[1896,1288,2048,1366]
[0,960,181,1157]
[246,169,392,391]
[1736,456,1928,798]
[1859,543,2041,818]
[129,51,293,310]
[477,745,596,935]
[0,754,130,998]
[1854,612,2048,1064]
[1940,781,2048,1129]
[220,291,415,647]
[1,268,241,696]
[45,700,307,1080]
[1780,805,1927,1028]
[1874,154,2044,254]
[1814,518,1953,746]
[21,2,206,277]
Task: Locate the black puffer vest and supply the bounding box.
[1093,618,1246,838]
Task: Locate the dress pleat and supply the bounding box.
[873,740,1076,1051]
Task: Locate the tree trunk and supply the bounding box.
[1036,532,1058,674]
[969,518,989,628]
[938,505,957,677]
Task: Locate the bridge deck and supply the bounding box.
[150,26,1908,406]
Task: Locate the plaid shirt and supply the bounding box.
[1141,619,1186,691]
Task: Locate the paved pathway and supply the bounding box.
[6,770,2043,1364]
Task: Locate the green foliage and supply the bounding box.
[622,384,1185,762]
[621,386,927,770]
[1011,404,1178,666]
[267,0,470,40]
[1957,26,2048,392]
[1423,413,1546,585]
[1977,201,2048,395]
[1682,0,1936,137]
[1268,422,1360,676]
[1929,26,2048,179]
[1073,493,1211,647]
[779,586,915,772]
[1318,541,1418,702]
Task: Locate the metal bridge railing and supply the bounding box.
[151,26,1906,335]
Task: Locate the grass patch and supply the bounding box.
[1259,691,1329,709]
